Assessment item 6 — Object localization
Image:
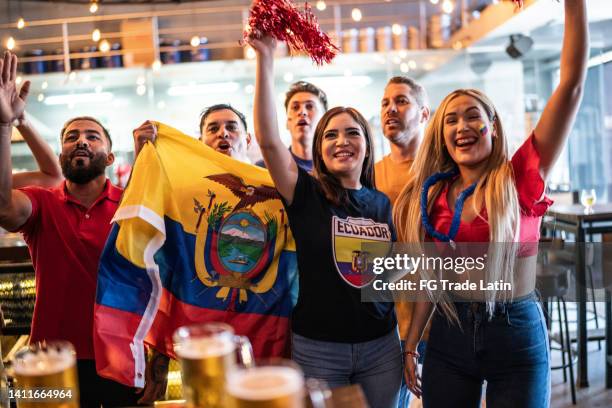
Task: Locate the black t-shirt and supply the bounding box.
[284,167,397,343]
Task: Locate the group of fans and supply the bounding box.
[0,0,588,406]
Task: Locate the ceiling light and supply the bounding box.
[283,72,294,82]
[400,63,409,73]
[92,29,101,42]
[17,18,25,30]
[391,24,402,36]
[6,37,15,50]
[167,82,240,97]
[302,75,372,89]
[430,0,439,4]
[44,92,113,105]
[190,36,200,47]
[41,81,48,90]
[442,0,454,14]
[244,84,254,94]
[152,60,162,71]
[99,40,111,53]
[316,1,327,11]
[136,85,147,96]
[37,94,45,102]
[89,1,99,14]
[245,47,256,60]
[351,8,362,22]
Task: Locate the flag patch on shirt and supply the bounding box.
[331,216,392,288]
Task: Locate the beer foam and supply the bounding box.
[175,336,235,359]
[226,366,304,400]
[13,347,75,376]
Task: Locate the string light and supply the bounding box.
[92,29,101,42]
[6,37,15,50]
[351,8,362,22]
[89,1,99,14]
[245,47,256,60]
[17,18,25,29]
[316,1,327,11]
[99,39,110,53]
[442,0,454,14]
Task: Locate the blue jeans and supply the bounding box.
[291,329,402,408]
[422,294,550,408]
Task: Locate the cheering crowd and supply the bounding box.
[0,0,588,407]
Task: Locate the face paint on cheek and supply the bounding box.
[479,123,488,137]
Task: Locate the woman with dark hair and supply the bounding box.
[248,34,402,408]
[394,1,588,407]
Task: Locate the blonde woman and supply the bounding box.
[393,1,588,406]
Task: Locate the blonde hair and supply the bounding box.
[393,89,520,321]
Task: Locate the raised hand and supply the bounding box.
[133,120,157,158]
[0,52,30,125]
[245,31,277,60]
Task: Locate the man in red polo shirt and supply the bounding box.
[0,52,161,406]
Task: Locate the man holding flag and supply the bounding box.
[0,51,147,407]
[95,104,298,391]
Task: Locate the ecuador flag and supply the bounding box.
[94,123,298,387]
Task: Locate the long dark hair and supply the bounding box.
[311,107,375,207]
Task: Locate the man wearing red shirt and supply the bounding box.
[0,52,161,406]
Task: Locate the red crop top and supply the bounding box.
[428,133,553,255]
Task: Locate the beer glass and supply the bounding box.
[173,322,253,408]
[225,359,332,408]
[10,341,79,408]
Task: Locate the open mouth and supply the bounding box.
[455,137,478,148]
[333,150,354,159]
[385,118,400,127]
[216,141,232,154]
[297,119,309,127]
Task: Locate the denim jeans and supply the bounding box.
[291,329,402,408]
[421,293,550,408]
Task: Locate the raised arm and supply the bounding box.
[0,52,33,232]
[248,35,298,204]
[534,0,588,178]
[12,115,63,189]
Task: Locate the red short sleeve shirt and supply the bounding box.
[429,133,553,253]
[17,180,122,359]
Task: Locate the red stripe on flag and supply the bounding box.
[145,287,291,360]
[94,304,142,386]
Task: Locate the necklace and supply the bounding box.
[420,170,477,248]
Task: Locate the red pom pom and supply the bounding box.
[245,0,339,65]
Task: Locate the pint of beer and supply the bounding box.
[226,360,332,408]
[173,323,253,408]
[11,341,79,408]
[226,364,305,408]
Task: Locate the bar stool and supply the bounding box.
[536,262,576,405]
[546,239,601,349]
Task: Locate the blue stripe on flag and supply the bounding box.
[96,224,153,315]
